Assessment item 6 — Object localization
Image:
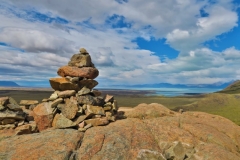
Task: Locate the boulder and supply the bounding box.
[1,103,240,159]
[57,66,99,79]
[0,129,84,160]
[62,97,78,120]
[52,114,76,129]
[33,102,55,131]
[49,77,81,91]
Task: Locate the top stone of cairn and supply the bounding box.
[68,48,94,68]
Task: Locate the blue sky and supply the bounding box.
[0,0,240,87]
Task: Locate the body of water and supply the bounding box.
[98,87,222,97]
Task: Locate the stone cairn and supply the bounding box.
[0,48,118,134]
[33,48,118,132]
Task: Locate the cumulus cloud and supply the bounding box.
[0,28,74,54]
[0,0,239,86]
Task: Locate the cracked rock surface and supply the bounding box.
[1,103,240,160]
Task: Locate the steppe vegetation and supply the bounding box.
[1,89,240,125]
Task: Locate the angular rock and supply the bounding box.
[104,94,114,103]
[78,128,86,132]
[84,123,93,129]
[0,118,16,125]
[78,86,91,95]
[58,90,76,98]
[57,66,99,79]
[94,96,105,106]
[49,77,81,91]
[51,98,63,108]
[42,98,48,102]
[19,100,39,106]
[85,117,109,126]
[7,104,22,111]
[0,110,25,121]
[70,77,81,83]
[57,103,65,111]
[77,95,95,105]
[0,124,16,130]
[108,116,116,122]
[52,114,76,129]
[0,105,5,111]
[137,149,166,160]
[15,123,38,135]
[68,53,93,68]
[73,114,93,125]
[21,106,34,122]
[48,92,59,101]
[0,97,8,110]
[86,105,105,116]
[78,121,85,128]
[103,106,112,111]
[105,111,112,118]
[18,120,25,126]
[78,79,98,90]
[8,97,18,105]
[92,90,102,96]
[62,97,78,120]
[112,100,118,112]
[165,141,185,160]
[33,102,55,131]
[76,107,83,116]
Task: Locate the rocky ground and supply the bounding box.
[0,103,240,160]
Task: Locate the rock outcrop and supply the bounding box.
[34,48,118,132]
[1,103,240,160]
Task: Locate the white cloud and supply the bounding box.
[166,3,238,52]
[0,0,239,86]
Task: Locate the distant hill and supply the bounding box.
[0,81,20,87]
[218,80,240,94]
[113,82,231,89]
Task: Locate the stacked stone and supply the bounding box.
[33,48,118,132]
[0,97,38,134]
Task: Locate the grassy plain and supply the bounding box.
[1,88,240,125]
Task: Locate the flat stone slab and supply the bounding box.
[20,100,39,106]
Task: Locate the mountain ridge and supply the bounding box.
[0,81,20,87]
